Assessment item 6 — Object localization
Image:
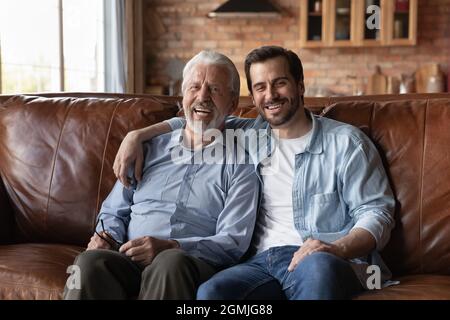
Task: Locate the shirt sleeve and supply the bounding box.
[173,164,260,268]
[341,136,395,251]
[164,117,185,130]
[164,115,266,131]
[96,180,135,243]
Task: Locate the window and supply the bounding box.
[0,0,104,94]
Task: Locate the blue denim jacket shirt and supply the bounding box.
[166,112,396,287]
[97,129,259,268]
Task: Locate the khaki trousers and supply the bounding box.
[63,248,216,300]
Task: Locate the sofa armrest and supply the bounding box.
[0,176,15,244]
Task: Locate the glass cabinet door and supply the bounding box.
[363,0,382,43]
[329,0,354,46]
[300,0,327,47]
[387,0,417,45]
[299,0,417,48]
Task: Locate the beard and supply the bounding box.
[185,101,222,135]
[259,95,301,127]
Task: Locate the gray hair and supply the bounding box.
[181,50,240,99]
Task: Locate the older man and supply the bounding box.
[64,50,259,300]
[112,46,395,300]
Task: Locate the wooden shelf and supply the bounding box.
[300,0,417,48]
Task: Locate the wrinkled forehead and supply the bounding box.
[186,63,231,86]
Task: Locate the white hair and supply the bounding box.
[181,50,240,99]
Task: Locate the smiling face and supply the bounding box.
[249,56,305,130]
[182,63,236,135]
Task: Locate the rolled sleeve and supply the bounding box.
[352,212,394,250]
[342,138,395,251]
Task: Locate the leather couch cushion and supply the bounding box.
[323,98,450,277]
[0,95,178,246]
[355,275,450,300]
[0,244,83,299]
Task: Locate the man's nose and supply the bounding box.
[267,86,279,101]
[199,84,211,102]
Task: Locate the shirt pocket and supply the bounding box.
[310,191,344,233]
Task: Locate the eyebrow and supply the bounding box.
[252,76,289,88]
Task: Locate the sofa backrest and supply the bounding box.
[0,94,178,246]
[322,98,450,277]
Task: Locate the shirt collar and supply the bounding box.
[260,109,323,155]
[304,111,323,155]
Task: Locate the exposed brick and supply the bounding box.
[145,0,450,95]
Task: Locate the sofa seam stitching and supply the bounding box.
[369,101,375,138]
[94,100,122,226]
[45,98,73,234]
[419,100,428,274]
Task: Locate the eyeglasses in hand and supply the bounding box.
[95,218,123,251]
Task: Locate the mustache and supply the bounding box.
[191,101,216,111]
[264,98,287,107]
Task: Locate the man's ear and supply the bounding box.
[251,94,256,106]
[298,81,305,96]
[227,96,239,115]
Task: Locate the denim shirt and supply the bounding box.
[166,112,396,287]
[97,129,259,268]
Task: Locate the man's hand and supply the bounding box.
[87,232,112,251]
[287,238,345,272]
[119,236,179,267]
[113,131,144,188]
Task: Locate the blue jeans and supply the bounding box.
[197,246,364,300]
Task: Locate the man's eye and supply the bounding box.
[275,81,286,87]
[211,86,220,93]
[190,85,200,91]
[254,86,265,92]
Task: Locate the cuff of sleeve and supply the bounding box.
[171,238,195,252]
[352,215,386,250]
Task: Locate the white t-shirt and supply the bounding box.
[253,130,312,254]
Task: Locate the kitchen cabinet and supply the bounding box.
[300,0,417,48]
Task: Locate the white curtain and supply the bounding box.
[104,0,126,93]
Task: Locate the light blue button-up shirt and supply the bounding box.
[167,112,396,286]
[97,129,259,268]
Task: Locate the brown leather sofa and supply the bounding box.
[0,92,449,299]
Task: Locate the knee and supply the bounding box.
[296,252,346,281]
[197,278,229,300]
[142,249,192,279]
[68,249,113,288]
[73,250,105,277]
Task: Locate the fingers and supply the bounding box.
[87,232,111,251]
[113,132,143,187]
[130,253,153,267]
[113,157,118,178]
[288,249,307,272]
[119,237,145,254]
[119,237,157,267]
[287,239,330,272]
[134,152,144,183]
[118,163,130,189]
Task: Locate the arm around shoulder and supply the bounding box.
[113,121,173,187]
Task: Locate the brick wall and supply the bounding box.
[144,0,450,96]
